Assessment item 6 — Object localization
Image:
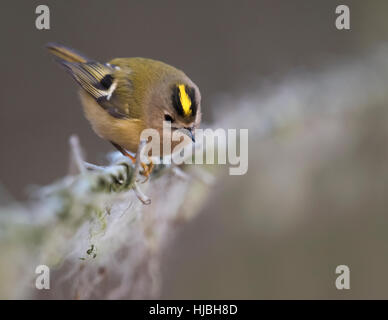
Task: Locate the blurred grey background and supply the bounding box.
[1,0,383,199]
[1,0,388,299]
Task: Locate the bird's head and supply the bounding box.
[147,80,201,151]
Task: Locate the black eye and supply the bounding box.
[164,114,175,122]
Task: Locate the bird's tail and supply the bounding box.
[46,42,90,63]
[46,42,118,106]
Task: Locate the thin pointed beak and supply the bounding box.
[189,128,195,143]
[182,127,195,143]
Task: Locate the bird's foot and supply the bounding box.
[139,161,154,183]
[111,140,153,204]
[119,152,153,183]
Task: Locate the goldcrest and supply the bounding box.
[47,43,201,177]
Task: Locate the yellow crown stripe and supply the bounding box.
[178,84,192,116]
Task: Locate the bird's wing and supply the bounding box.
[47,43,130,119]
[61,61,129,119]
[60,61,130,119]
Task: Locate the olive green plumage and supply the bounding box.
[46,43,201,159]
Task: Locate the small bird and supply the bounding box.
[46,43,201,178]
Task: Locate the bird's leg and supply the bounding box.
[111,141,151,204]
[139,159,154,183]
[110,142,154,181]
[111,142,136,164]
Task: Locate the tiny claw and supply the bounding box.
[139,161,154,183]
[111,141,152,204]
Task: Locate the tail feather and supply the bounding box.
[46,42,125,118]
[46,42,90,63]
